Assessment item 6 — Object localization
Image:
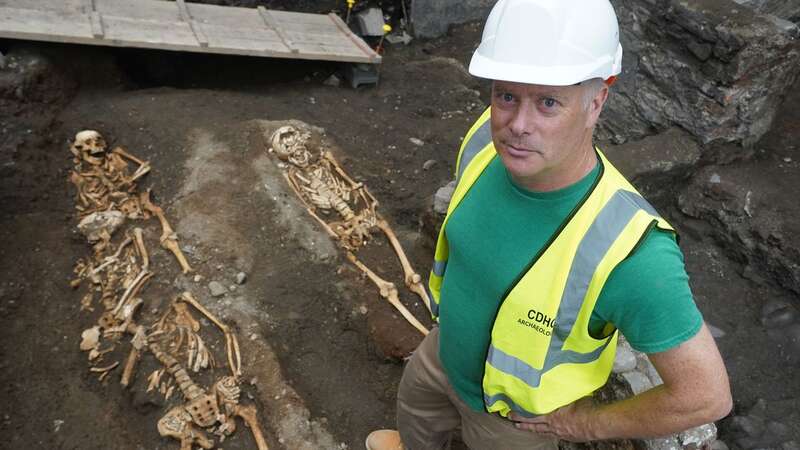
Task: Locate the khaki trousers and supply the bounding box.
[396,327,558,450]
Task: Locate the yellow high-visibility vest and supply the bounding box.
[428,108,675,417]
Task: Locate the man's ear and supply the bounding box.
[586,85,609,128]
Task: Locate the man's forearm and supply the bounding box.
[590,382,731,440]
[513,326,732,442]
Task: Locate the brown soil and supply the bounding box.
[0,18,798,450]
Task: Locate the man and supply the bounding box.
[367,0,732,448]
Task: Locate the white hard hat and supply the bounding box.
[469,0,623,86]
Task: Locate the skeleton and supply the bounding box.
[146,295,261,450]
[68,130,264,449]
[268,125,431,335]
[108,292,259,449]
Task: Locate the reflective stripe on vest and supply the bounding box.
[483,189,653,417]
[456,117,492,184]
[432,259,447,277]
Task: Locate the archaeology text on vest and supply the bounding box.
[517,309,556,337]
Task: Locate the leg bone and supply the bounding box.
[234,404,270,450]
[346,252,428,335]
[140,190,193,273]
[376,219,432,314]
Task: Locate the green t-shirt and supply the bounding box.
[438,156,703,412]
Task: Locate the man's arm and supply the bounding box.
[511,323,732,441]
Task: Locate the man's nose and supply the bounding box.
[508,104,535,136]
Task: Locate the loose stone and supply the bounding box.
[711,439,729,450]
[621,371,652,395]
[731,415,765,438]
[612,344,637,373]
[422,159,437,170]
[707,323,726,338]
[323,74,341,87]
[782,441,800,450]
[208,281,227,297]
[236,271,247,285]
[433,180,456,214]
[761,301,796,328]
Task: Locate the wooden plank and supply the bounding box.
[199,23,286,52]
[96,0,180,22]
[89,11,104,38]
[327,12,379,63]
[0,6,91,40]
[189,21,208,47]
[82,0,104,38]
[269,9,337,26]
[175,0,190,21]
[257,6,298,53]
[0,0,80,14]
[182,3,263,28]
[0,1,380,64]
[102,15,196,46]
[175,0,208,47]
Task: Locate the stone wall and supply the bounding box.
[601,0,800,147]
[409,0,494,39]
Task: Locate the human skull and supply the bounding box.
[71,130,107,156]
[270,125,312,167]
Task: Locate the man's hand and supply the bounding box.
[511,324,732,442]
[509,397,599,442]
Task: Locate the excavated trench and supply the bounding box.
[1,10,799,449]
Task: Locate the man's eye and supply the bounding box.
[502,93,514,102]
[543,98,557,108]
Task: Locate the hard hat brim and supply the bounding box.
[468,43,623,86]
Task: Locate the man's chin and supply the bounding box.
[499,153,543,180]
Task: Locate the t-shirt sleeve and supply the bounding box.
[592,228,703,354]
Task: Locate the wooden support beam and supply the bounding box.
[175,0,190,21]
[83,0,104,39]
[258,6,298,53]
[328,13,379,63]
[176,0,209,47]
[90,11,104,38]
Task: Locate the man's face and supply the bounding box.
[490,80,604,191]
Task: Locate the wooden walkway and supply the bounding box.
[0,0,381,64]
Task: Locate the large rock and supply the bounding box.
[677,160,800,297]
[600,0,800,147]
[732,0,800,26]
[601,127,701,197]
[410,0,493,38]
